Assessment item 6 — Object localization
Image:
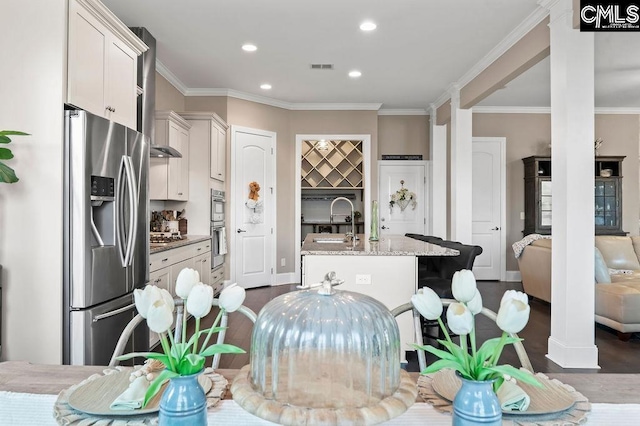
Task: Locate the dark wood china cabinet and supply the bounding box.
[522,155,626,236]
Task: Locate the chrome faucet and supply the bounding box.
[330,197,356,246]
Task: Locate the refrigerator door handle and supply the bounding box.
[123,156,138,266]
[93,303,136,323]
[116,157,128,267]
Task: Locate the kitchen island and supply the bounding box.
[301,234,458,357]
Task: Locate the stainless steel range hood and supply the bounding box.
[150,144,182,158]
[130,27,182,159]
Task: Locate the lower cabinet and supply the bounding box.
[211,267,224,296]
[148,239,212,348]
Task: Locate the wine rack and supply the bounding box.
[301,140,363,188]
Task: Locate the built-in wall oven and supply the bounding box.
[211,190,226,270]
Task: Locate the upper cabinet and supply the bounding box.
[522,155,626,236]
[179,112,228,183]
[301,140,363,188]
[67,0,147,129]
[151,111,191,201]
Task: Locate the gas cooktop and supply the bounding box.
[150,231,184,244]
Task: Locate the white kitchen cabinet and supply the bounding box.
[179,112,228,183]
[211,267,224,296]
[150,111,191,201]
[148,239,212,347]
[67,0,146,129]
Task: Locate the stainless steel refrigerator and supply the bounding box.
[63,108,149,365]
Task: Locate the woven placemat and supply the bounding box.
[417,372,591,426]
[53,367,227,426]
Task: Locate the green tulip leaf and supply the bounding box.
[484,365,543,387]
[0,135,10,144]
[418,344,458,362]
[422,360,465,375]
[176,354,206,375]
[0,162,18,183]
[199,343,246,357]
[0,148,13,160]
[142,369,178,408]
[0,130,29,137]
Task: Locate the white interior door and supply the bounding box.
[378,161,428,236]
[232,126,276,289]
[471,138,504,280]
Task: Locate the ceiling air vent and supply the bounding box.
[310,64,334,70]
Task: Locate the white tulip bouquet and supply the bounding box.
[411,270,541,391]
[117,268,247,407]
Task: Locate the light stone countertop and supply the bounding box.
[301,233,459,256]
[149,234,211,254]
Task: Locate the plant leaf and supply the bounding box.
[177,354,206,375]
[115,352,171,367]
[422,360,465,376]
[0,162,18,183]
[484,365,543,387]
[0,135,9,144]
[142,369,178,408]
[416,344,458,362]
[199,343,246,357]
[0,148,14,160]
[0,130,29,137]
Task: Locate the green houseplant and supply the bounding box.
[0,131,29,183]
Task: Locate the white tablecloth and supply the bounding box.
[1,391,640,425]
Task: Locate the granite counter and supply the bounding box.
[301,233,459,256]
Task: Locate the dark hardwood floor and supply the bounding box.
[195,281,640,374]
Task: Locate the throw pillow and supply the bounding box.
[595,247,611,284]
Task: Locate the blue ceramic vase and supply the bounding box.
[159,370,207,426]
[452,374,502,425]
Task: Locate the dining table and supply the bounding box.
[1,361,640,425]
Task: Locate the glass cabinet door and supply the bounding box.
[539,180,552,228]
[595,180,619,229]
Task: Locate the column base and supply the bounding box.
[546,336,600,369]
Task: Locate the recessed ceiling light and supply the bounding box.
[360,21,377,31]
[242,44,257,52]
[348,70,362,78]
[260,83,272,90]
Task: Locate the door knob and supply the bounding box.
[237,229,247,233]
[491,226,500,231]
[381,225,389,230]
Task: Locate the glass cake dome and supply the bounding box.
[231,272,417,425]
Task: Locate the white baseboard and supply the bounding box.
[505,270,521,282]
[276,272,298,286]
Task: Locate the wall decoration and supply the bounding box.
[245,181,264,223]
[389,180,417,212]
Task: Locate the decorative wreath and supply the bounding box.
[389,180,417,212]
[245,181,264,223]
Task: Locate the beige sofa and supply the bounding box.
[517,236,640,340]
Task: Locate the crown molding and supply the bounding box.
[433,5,550,110]
[378,109,428,116]
[156,60,188,95]
[473,106,640,114]
[473,106,551,114]
[289,102,382,111]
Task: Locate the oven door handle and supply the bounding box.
[93,303,136,322]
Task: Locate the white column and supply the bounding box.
[545,0,599,368]
[429,104,447,238]
[449,86,473,243]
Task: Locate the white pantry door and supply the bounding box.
[232,126,276,289]
[471,138,504,280]
[378,161,427,237]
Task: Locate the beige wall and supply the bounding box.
[155,73,185,111]
[473,113,640,272]
[185,96,228,121]
[378,115,430,160]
